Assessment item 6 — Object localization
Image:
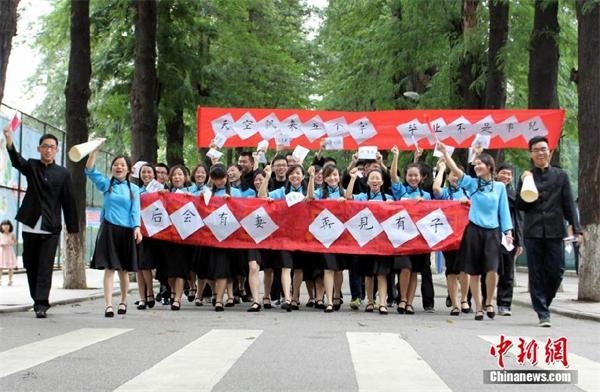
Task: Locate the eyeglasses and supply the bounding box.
[530,147,549,153]
[39,144,57,150]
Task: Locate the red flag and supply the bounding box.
[9,113,20,132]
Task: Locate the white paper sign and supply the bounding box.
[141,200,171,237]
[285,191,305,207]
[324,136,344,150]
[257,139,269,152]
[396,118,432,147]
[202,188,212,206]
[348,117,378,144]
[415,208,453,248]
[344,208,383,247]
[357,146,377,160]
[170,202,204,240]
[212,133,228,148]
[275,131,291,147]
[144,179,164,193]
[471,133,491,149]
[301,115,326,142]
[441,116,474,144]
[520,116,549,141]
[204,203,241,242]
[324,117,348,137]
[280,114,304,139]
[233,112,258,140]
[308,208,345,248]
[467,147,477,164]
[240,206,279,244]
[211,113,236,137]
[258,151,268,164]
[292,145,310,164]
[497,116,520,143]
[380,209,419,248]
[257,113,280,140]
[206,148,223,160]
[433,144,455,158]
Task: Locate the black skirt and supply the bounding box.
[206,247,234,280]
[393,254,427,272]
[164,243,193,279]
[91,221,138,271]
[442,250,460,276]
[459,222,502,275]
[137,237,160,270]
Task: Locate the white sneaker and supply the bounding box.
[498,306,512,316]
[539,319,551,327]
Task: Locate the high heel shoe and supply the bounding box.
[475,310,484,320]
[485,305,495,319]
[117,303,127,315]
[146,295,155,309]
[104,305,114,318]
[461,300,472,314]
[397,300,407,314]
[215,302,224,312]
[171,300,181,311]
[262,297,272,309]
[247,302,261,312]
[137,300,146,310]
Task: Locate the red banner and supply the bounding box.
[197,107,565,151]
[141,193,470,256]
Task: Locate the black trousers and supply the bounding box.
[496,249,516,307]
[420,261,435,309]
[22,232,60,310]
[525,237,564,320]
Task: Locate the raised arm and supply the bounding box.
[432,159,446,197]
[345,167,358,200]
[437,142,464,179]
[390,145,400,183]
[257,165,272,198]
[306,165,316,200]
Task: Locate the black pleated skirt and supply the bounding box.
[91,221,138,271]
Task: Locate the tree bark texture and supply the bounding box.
[63,0,91,289]
[458,0,484,109]
[165,107,184,167]
[576,0,600,301]
[130,0,158,164]
[0,0,19,105]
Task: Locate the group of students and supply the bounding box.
[82,138,529,321]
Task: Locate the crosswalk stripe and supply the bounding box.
[480,335,599,392]
[0,328,132,378]
[115,329,262,391]
[346,332,451,392]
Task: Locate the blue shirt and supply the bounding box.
[85,167,141,228]
[434,185,469,201]
[352,191,394,201]
[190,183,206,196]
[391,182,431,200]
[314,186,343,200]
[269,185,305,200]
[458,175,513,232]
[213,187,242,198]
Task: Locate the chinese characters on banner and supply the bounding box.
[140,193,469,256]
[197,107,565,151]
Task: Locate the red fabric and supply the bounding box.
[197,107,565,150]
[141,193,470,256]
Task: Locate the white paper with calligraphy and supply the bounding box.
[324,136,344,150]
[204,204,241,242]
[442,116,474,144]
[348,117,377,144]
[357,146,377,160]
[471,133,491,149]
[211,113,236,138]
[206,148,223,160]
[521,116,548,141]
[280,114,304,140]
[144,179,164,193]
[497,116,520,142]
[428,117,447,140]
[141,200,171,237]
[285,192,304,207]
[212,133,228,148]
[233,112,258,140]
[240,206,279,244]
[380,209,419,248]
[257,113,280,140]
[275,130,292,147]
[415,208,453,248]
[170,202,204,240]
[344,208,383,247]
[396,118,432,146]
[433,144,454,158]
[301,115,326,142]
[292,145,310,164]
[309,209,345,248]
[324,117,349,137]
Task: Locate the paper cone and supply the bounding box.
[520,174,538,202]
[68,138,106,162]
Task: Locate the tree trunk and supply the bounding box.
[528,0,560,165]
[576,0,600,301]
[63,0,91,289]
[130,0,158,163]
[165,107,184,167]
[0,0,19,105]
[457,0,484,110]
[485,0,509,164]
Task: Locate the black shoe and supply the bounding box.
[291,300,300,310]
[171,300,181,311]
[117,303,127,315]
[445,296,452,308]
[324,304,334,313]
[450,307,460,316]
[225,299,235,307]
[262,297,272,309]
[162,297,170,306]
[281,301,292,312]
[475,310,484,321]
[315,300,325,310]
[146,295,155,309]
[461,301,472,314]
[378,305,388,315]
[137,301,147,310]
[35,310,47,319]
[332,298,341,311]
[247,303,261,312]
[105,306,114,318]
[215,302,224,312]
[485,305,495,319]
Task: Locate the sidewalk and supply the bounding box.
[1,268,599,321]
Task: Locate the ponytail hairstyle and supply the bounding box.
[321,164,344,199]
[209,163,231,195]
[108,155,133,200]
